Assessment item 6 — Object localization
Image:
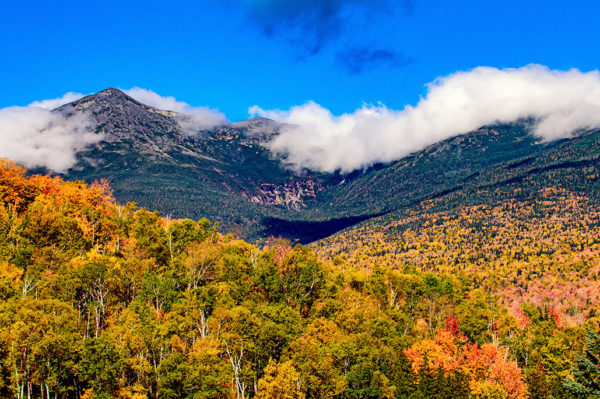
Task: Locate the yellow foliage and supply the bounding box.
[0,261,22,298]
[256,359,305,399]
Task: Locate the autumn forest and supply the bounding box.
[0,157,599,399]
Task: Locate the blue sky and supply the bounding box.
[2,0,600,121]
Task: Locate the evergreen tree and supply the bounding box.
[564,325,600,398]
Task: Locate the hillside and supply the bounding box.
[1,160,598,398]
[313,128,600,327]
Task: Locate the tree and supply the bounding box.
[0,298,80,399]
[287,319,347,398]
[564,324,600,398]
[78,335,124,398]
[0,160,39,211]
[404,328,528,399]
[256,359,304,399]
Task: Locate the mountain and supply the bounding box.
[53,89,600,243]
[55,89,337,239]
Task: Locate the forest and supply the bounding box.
[0,159,599,399]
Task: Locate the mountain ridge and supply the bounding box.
[47,88,600,243]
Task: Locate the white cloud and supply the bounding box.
[124,87,226,132]
[5,67,600,175]
[28,92,86,110]
[0,104,101,173]
[251,65,600,172]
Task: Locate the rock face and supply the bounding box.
[55,89,288,170]
[55,89,190,168]
[241,179,322,210]
[57,88,181,141]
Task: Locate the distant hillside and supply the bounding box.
[54,89,336,239]
[312,128,600,324]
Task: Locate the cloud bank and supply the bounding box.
[251,65,600,173]
[28,92,86,110]
[124,87,227,132]
[5,65,600,174]
[0,100,100,173]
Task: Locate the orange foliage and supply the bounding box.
[0,159,39,210]
[404,328,528,399]
[0,160,118,248]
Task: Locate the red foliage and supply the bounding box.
[91,178,116,202]
[445,316,460,336]
[513,307,530,329]
[264,236,293,267]
[404,329,528,399]
[549,306,563,330]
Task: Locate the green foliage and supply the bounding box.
[564,324,600,398]
[78,336,124,398]
[412,362,470,399]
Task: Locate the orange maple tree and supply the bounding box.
[404,322,528,399]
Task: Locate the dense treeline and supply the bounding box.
[0,159,597,398]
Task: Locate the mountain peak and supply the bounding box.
[96,87,130,98]
[55,87,181,142]
[54,88,144,114]
[86,87,142,106]
[232,117,282,138]
[61,87,181,118]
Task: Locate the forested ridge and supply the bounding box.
[1,159,599,399]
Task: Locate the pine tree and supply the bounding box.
[564,324,600,398]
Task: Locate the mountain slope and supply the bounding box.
[312,128,600,325]
[265,124,600,240]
